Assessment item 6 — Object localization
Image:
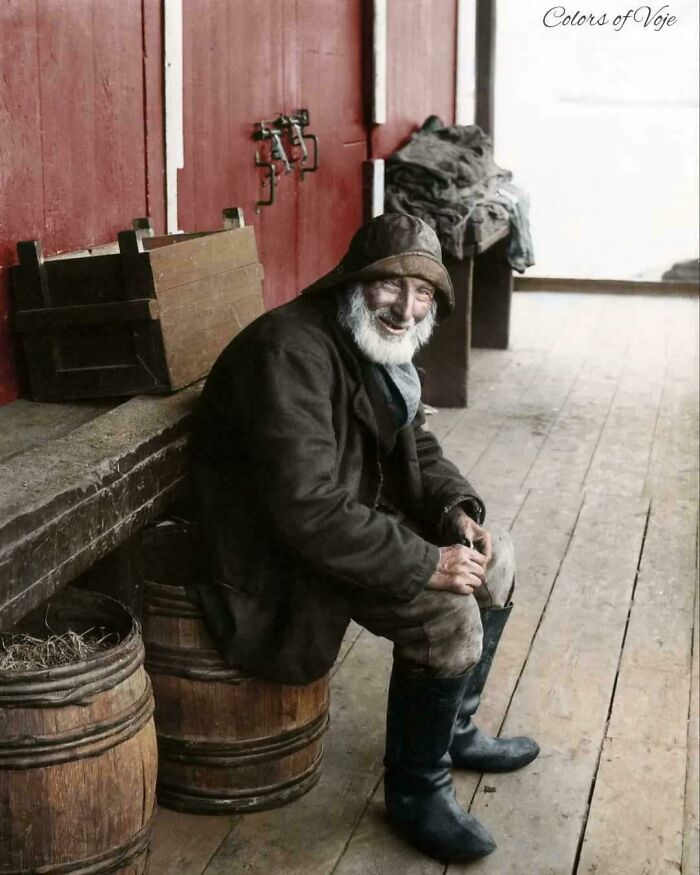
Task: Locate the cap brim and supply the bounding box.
[302,251,454,319]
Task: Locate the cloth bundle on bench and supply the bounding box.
[384,116,535,272]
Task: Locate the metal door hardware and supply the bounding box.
[253,122,291,173]
[286,116,308,164]
[283,110,319,179]
[252,110,320,207]
[253,151,277,212]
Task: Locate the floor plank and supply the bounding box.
[645,347,699,502]
[576,498,698,875]
[583,299,668,497]
[682,567,699,875]
[148,809,237,875]
[522,296,632,493]
[466,296,607,494]
[461,494,649,874]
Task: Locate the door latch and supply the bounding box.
[252,121,293,212]
[284,109,319,179]
[252,110,320,209]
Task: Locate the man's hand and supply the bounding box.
[443,506,493,564]
[427,544,487,596]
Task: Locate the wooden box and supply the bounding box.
[11,214,264,400]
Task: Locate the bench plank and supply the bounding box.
[0,386,201,627]
[0,398,112,464]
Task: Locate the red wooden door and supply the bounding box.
[371,0,459,158]
[296,1,367,290]
[179,0,366,311]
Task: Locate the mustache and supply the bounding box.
[373,308,416,330]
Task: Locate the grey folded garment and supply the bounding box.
[384,116,535,272]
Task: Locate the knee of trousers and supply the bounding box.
[414,592,484,678]
[484,524,516,608]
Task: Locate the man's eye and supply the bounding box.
[418,288,435,298]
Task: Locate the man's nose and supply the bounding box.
[391,289,414,322]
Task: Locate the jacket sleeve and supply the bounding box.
[237,342,439,601]
[412,405,485,525]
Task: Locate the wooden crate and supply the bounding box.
[11,213,264,400]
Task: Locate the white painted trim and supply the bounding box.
[455,0,477,125]
[369,159,385,217]
[164,0,184,234]
[372,0,387,125]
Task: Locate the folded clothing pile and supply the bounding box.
[384,116,535,272]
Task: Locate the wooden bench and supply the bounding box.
[0,388,201,628]
[417,224,512,407]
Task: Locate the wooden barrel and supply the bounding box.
[142,519,330,814]
[0,588,157,875]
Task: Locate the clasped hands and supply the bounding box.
[427,506,493,597]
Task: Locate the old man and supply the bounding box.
[191,213,539,863]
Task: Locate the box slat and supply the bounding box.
[14,299,158,331]
[148,227,259,292]
[158,262,264,389]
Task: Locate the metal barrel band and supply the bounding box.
[157,752,323,813]
[143,579,202,618]
[157,708,329,767]
[145,642,245,682]
[2,811,155,875]
[0,639,146,706]
[0,676,154,769]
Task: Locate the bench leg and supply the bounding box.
[472,236,512,349]
[416,257,473,408]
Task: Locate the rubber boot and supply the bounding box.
[383,668,497,862]
[450,604,540,772]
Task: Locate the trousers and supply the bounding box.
[348,525,515,678]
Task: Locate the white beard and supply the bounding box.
[338,284,436,365]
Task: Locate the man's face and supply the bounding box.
[338,275,437,365]
[363,276,436,337]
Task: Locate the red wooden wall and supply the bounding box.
[371,0,459,157]
[0,0,459,406]
[0,0,164,405]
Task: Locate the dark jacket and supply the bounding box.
[190,290,483,684]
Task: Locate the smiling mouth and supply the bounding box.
[377,315,410,335]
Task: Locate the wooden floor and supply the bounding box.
[149,292,699,875]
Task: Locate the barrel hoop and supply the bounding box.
[0,677,154,770]
[0,639,145,707]
[144,598,201,619]
[157,748,323,812]
[157,707,329,767]
[145,642,244,682]
[143,579,202,618]
[2,810,155,875]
